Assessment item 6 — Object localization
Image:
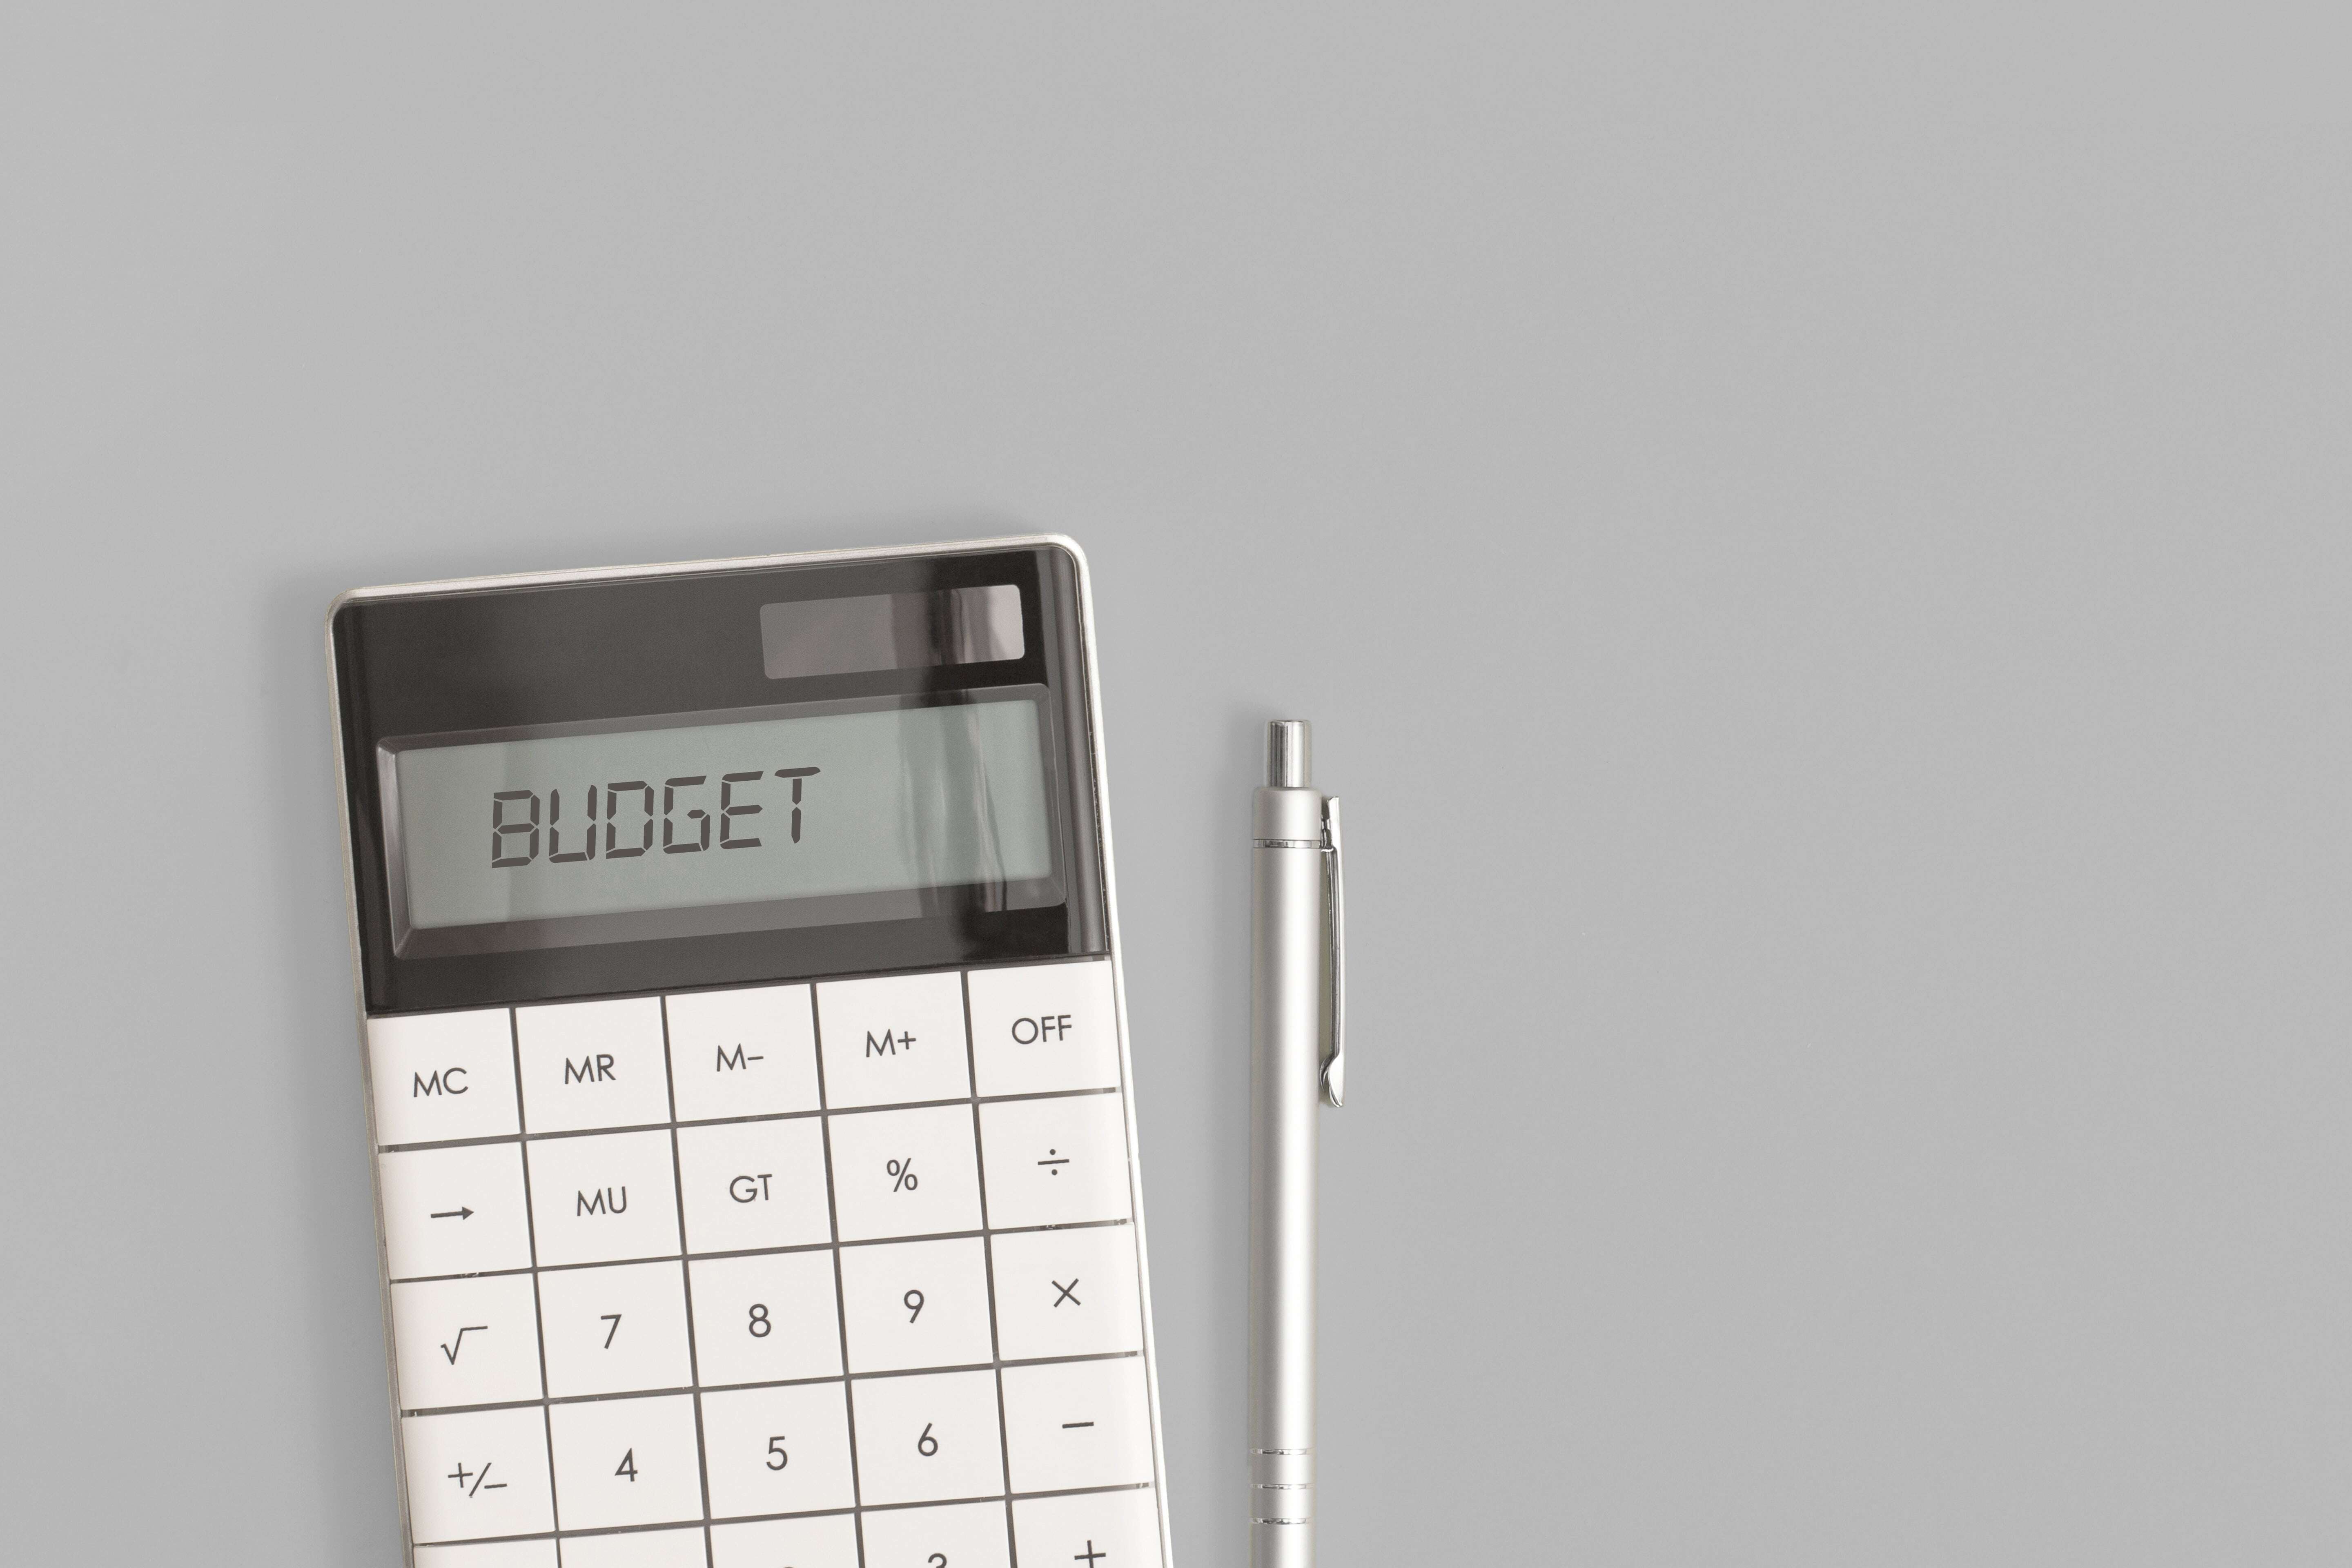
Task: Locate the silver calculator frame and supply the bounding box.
[326,534,1176,1568]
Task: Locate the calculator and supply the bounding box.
[327,537,1172,1568]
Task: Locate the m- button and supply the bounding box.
[968,960,1120,1097]
[517,998,671,1132]
[369,1010,519,1147]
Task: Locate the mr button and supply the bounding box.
[969,960,1120,1097]
[516,998,673,1133]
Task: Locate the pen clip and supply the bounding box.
[1321,795,1345,1108]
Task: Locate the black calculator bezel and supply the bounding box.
[330,542,1109,1016]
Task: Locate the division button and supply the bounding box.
[967,960,1121,1098]
[815,971,971,1109]
[666,983,820,1123]
[379,1142,533,1281]
[977,1094,1132,1230]
[401,1405,555,1544]
[370,1009,521,1147]
[515,997,671,1134]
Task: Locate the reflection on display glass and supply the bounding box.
[391,698,1053,931]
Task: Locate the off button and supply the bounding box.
[967,960,1120,1098]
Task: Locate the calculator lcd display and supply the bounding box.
[389,696,1054,936]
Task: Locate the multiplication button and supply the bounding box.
[815,972,970,1108]
[379,1143,532,1280]
[390,1274,543,1410]
[978,1094,1132,1229]
[524,1131,682,1267]
[369,1009,519,1147]
[401,1405,555,1544]
[515,998,670,1133]
[967,960,1120,1098]
[667,983,820,1122]
[989,1226,1143,1362]
[826,1104,983,1241]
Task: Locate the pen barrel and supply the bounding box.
[1250,783,1325,1568]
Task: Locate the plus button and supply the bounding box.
[1074,1542,1108,1566]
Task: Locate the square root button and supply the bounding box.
[978,1094,1132,1230]
[967,960,1120,1098]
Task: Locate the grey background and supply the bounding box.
[2,6,2347,1564]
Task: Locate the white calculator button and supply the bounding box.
[514,997,670,1134]
[1011,1488,1161,1568]
[675,1118,833,1255]
[859,1500,1013,1568]
[557,1526,708,1568]
[390,1274,544,1410]
[1000,1358,1154,1494]
[369,1010,519,1147]
[967,961,1120,1098]
[977,1094,1132,1230]
[849,1368,1006,1506]
[401,1405,555,1544]
[524,1130,682,1268]
[826,1104,984,1242]
[380,1143,533,1281]
[699,1381,857,1519]
[710,1513,860,1568]
[414,1541,558,1568]
[989,1226,1143,1363]
[815,972,971,1109]
[687,1252,843,1387]
[546,1391,704,1531]
[839,1236,995,1374]
[536,1260,693,1399]
[666,984,820,1122]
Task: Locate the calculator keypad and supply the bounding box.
[368,959,1161,1566]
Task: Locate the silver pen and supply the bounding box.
[1250,719,1345,1568]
